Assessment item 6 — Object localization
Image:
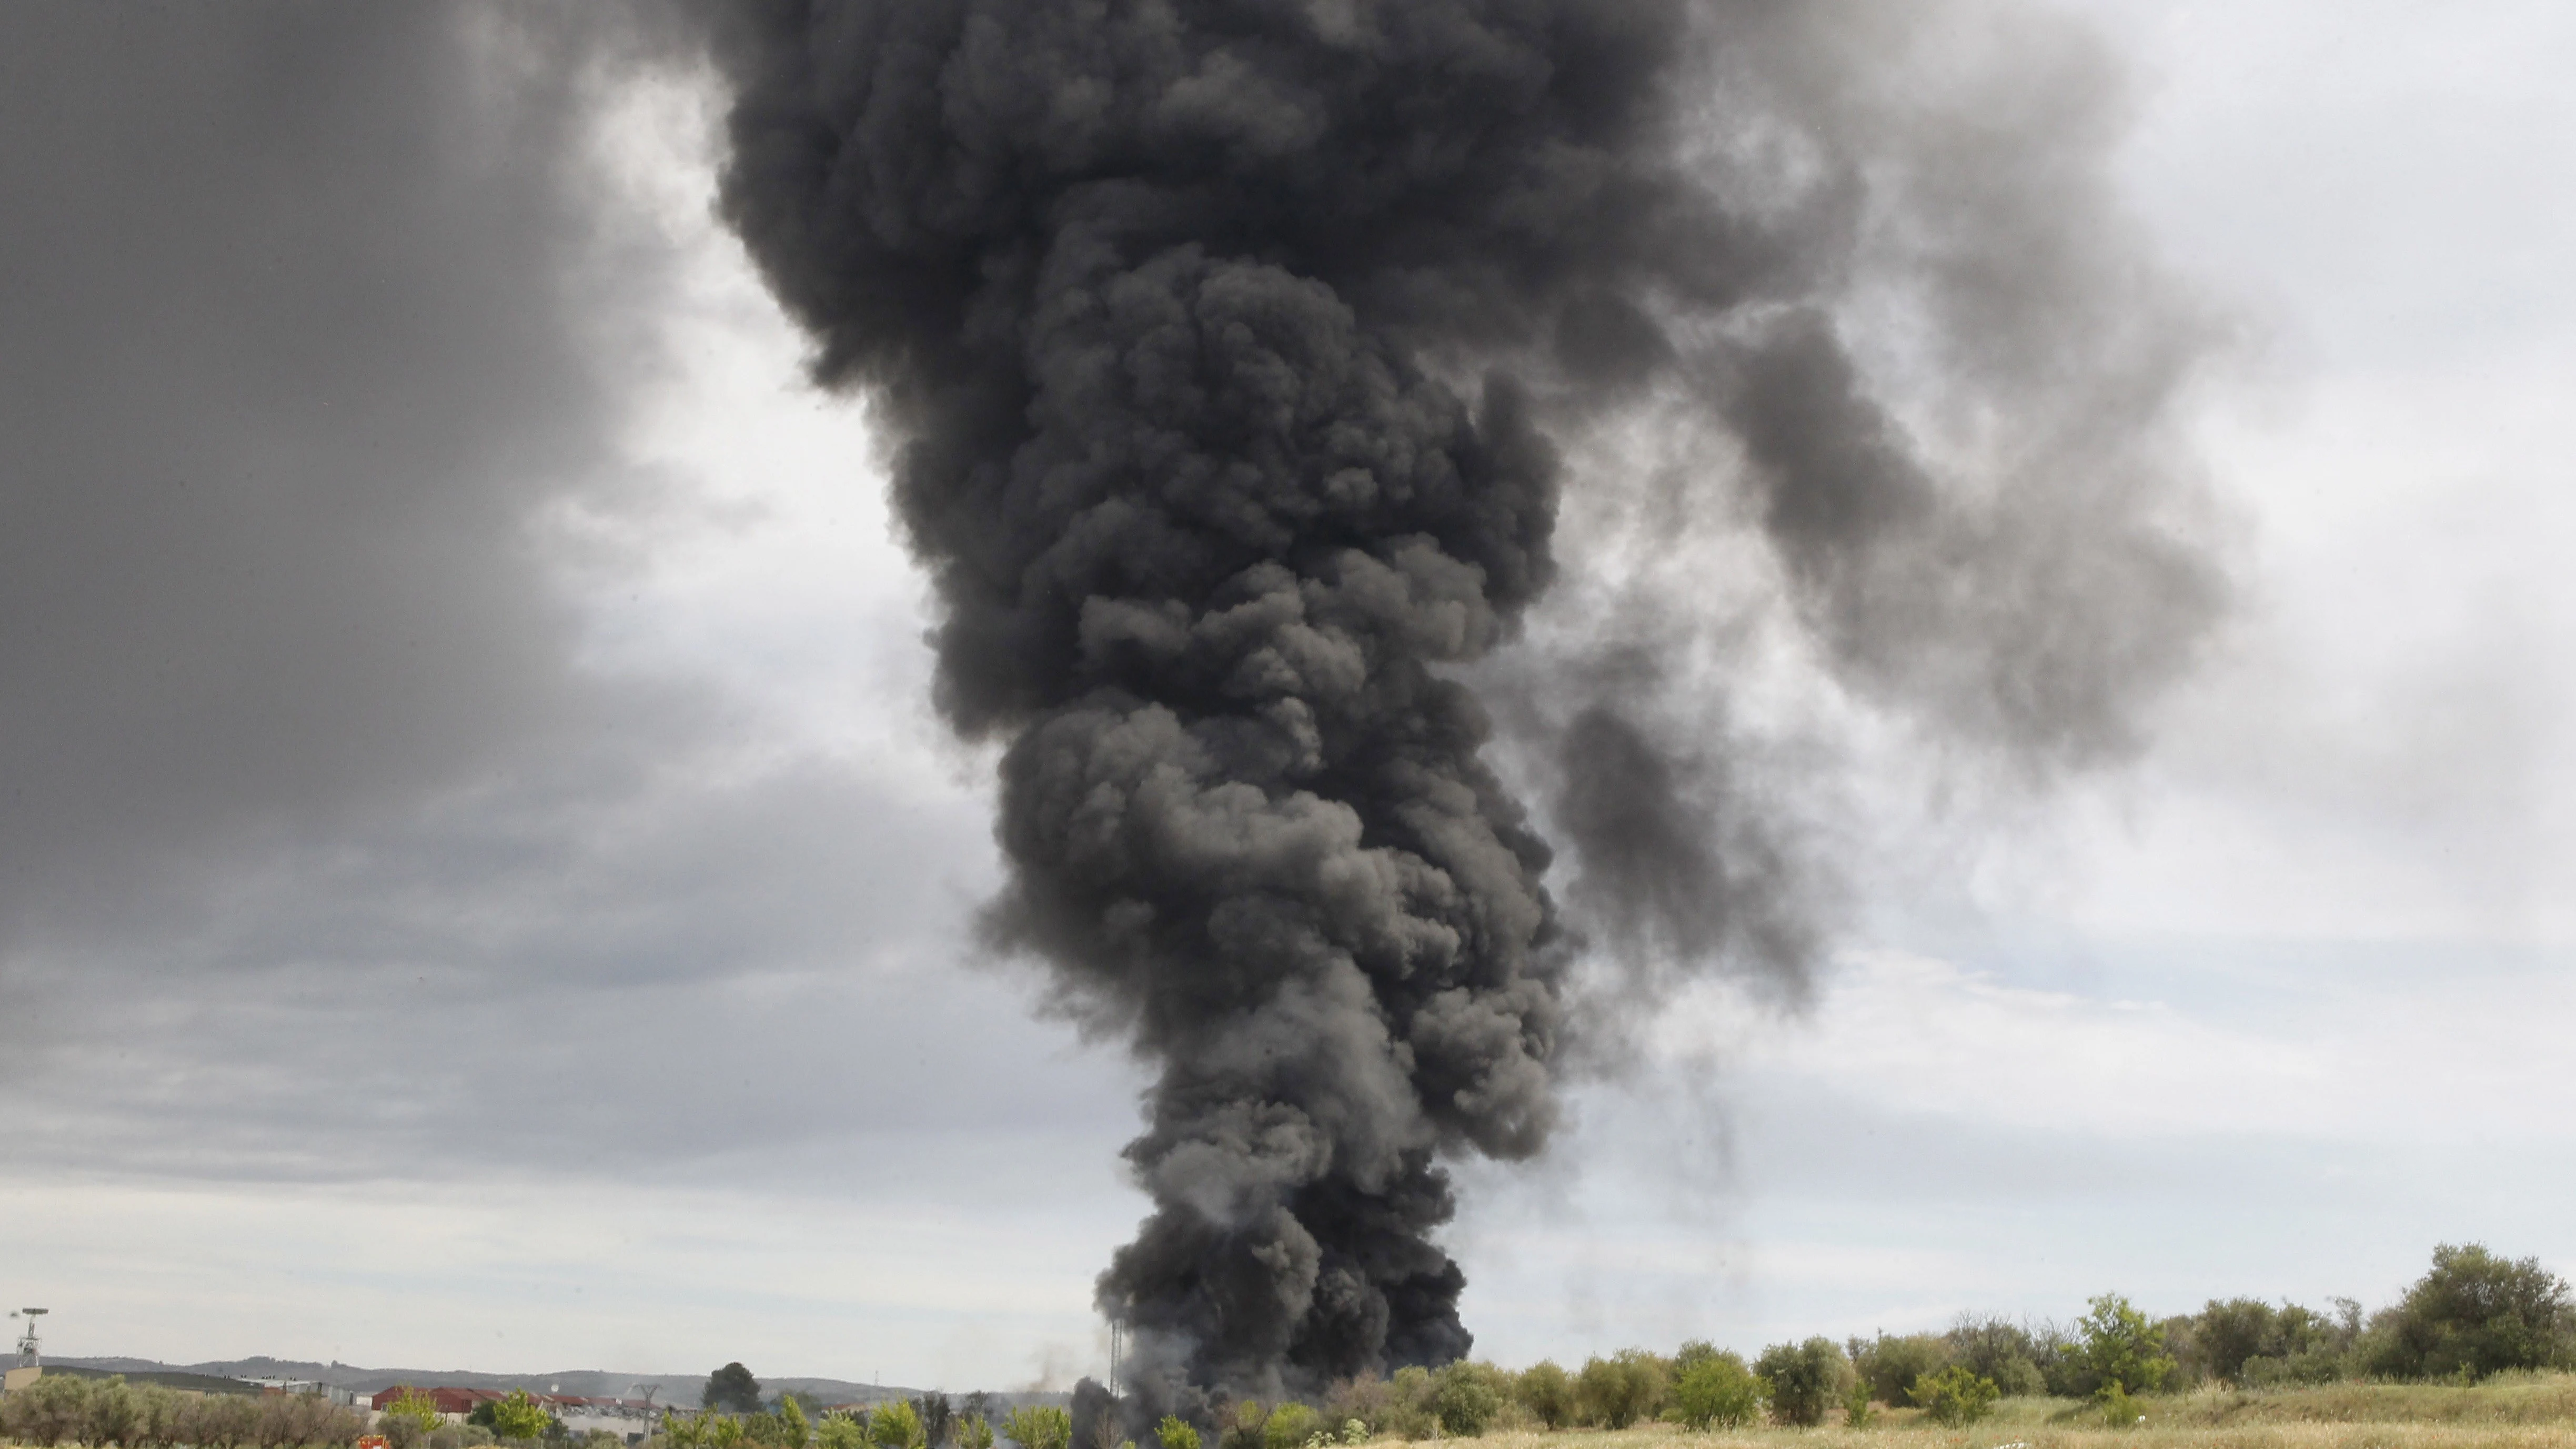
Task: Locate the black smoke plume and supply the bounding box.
[710,0,2223,1417]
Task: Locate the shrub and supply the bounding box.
[1754,1339,1849,1428]
[1322,1377,1389,1438]
[1672,1354,1763,1431]
[1512,1363,1573,1431]
[1575,1352,1665,1430]
[821,1414,871,1449]
[1910,1367,1998,1428]
[1218,1401,1269,1449]
[1944,1318,2046,1400]
[2192,1300,2276,1386]
[1003,1408,1070,1449]
[491,1391,554,1443]
[2360,1244,2575,1381]
[385,1390,447,1449]
[1264,1404,1319,1449]
[2099,1385,2145,1430]
[1851,1334,1949,1408]
[2072,1295,2174,1397]
[873,1403,928,1449]
[1383,1369,1436,1442]
[1156,1416,1201,1449]
[1841,1387,1875,1431]
[1432,1365,1502,1438]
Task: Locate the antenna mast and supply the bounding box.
[14,1309,47,1368]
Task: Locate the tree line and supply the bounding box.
[671,1243,2576,1449]
[29,1240,2542,1449]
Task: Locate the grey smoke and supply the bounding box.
[710,0,2223,1414]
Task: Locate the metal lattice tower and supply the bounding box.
[13,1310,46,1368]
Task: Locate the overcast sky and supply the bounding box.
[3,0,2572,1393]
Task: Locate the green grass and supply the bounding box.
[1441,1375,2576,1449]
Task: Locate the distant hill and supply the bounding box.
[26,1364,260,1396]
[47,1357,1072,1410]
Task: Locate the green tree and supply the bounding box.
[706,1367,765,1416]
[1156,1416,1201,1449]
[491,1391,554,1442]
[1753,1339,1849,1428]
[1672,1353,1764,1431]
[383,1388,446,1449]
[1910,1367,1999,1428]
[1850,1334,1949,1408]
[957,1416,997,1449]
[2074,1295,2174,1397]
[1575,1352,1665,1430]
[819,1413,871,1449]
[1433,1364,1505,1438]
[872,1403,928,1449]
[2362,1244,2574,1380]
[1002,1406,1071,1449]
[0,1371,91,1447]
[1943,1317,2046,1398]
[1513,1363,1574,1431]
[2191,1300,2276,1386]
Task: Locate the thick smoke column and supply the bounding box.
[712,0,2221,1414]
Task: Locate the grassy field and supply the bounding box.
[1460,1376,2576,1449]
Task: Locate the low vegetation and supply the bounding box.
[10,1244,2570,1449]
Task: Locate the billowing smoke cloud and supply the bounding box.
[711,0,2224,1415]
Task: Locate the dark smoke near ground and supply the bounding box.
[710,0,2225,1420]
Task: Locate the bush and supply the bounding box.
[1841,1388,1875,1431]
[2072,1295,2174,1397]
[2361,1244,2575,1381]
[492,1392,554,1443]
[873,1403,928,1449]
[2098,1385,2145,1430]
[2192,1300,2276,1386]
[384,1390,446,1449]
[1003,1408,1070,1449]
[1754,1339,1849,1428]
[1513,1363,1573,1431]
[1575,1352,1665,1430]
[1156,1418,1201,1449]
[1383,1368,1437,1442]
[1322,1377,1389,1438]
[1851,1334,1949,1408]
[1910,1367,1999,1428]
[1219,1401,1269,1449]
[1944,1318,2047,1399]
[1672,1354,1763,1431]
[1432,1365,1503,1438]
[1263,1404,1318,1449]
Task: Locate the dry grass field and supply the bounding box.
[1453,1376,2576,1449]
